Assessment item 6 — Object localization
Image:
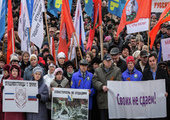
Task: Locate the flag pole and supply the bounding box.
[147,18,150,53]
[44,12,50,49]
[99,25,103,60]
[69,36,74,60]
[73,32,83,59]
[12,28,14,53]
[147,0,152,53]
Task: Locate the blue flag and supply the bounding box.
[26,0,34,26]
[108,0,126,18]
[85,0,93,17]
[0,0,7,41]
[47,0,72,18]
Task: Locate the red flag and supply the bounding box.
[86,0,102,50]
[117,0,152,37]
[50,37,56,64]
[7,0,15,64]
[149,3,170,49]
[58,0,75,60]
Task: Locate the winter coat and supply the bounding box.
[26,77,49,120]
[71,70,95,110]
[43,71,55,93]
[122,68,143,81]
[20,61,30,78]
[116,57,127,73]
[50,77,69,88]
[92,63,121,109]
[23,64,44,80]
[0,75,9,120]
[135,60,149,73]
[3,66,25,120]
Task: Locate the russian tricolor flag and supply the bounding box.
[28,96,37,101]
[69,0,85,60]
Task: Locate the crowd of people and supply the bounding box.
[0,0,170,120]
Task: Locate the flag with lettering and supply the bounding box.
[47,0,73,17]
[85,0,93,17]
[117,0,152,37]
[149,2,170,49]
[0,0,7,41]
[108,0,126,17]
[26,0,34,26]
[30,0,45,48]
[18,0,31,52]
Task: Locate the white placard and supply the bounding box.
[52,88,89,120]
[127,18,149,34]
[161,38,170,61]
[108,80,166,119]
[3,80,38,113]
[151,0,170,13]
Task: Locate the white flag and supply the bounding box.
[30,0,45,48]
[18,0,30,52]
[69,0,85,60]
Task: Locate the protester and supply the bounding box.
[57,52,66,69]
[135,50,149,73]
[50,67,69,89]
[0,64,10,119]
[63,60,75,85]
[20,51,30,77]
[92,54,121,120]
[27,66,49,120]
[71,59,95,120]
[122,56,143,81]
[23,54,44,80]
[110,47,127,73]
[142,52,168,81]
[3,65,25,120]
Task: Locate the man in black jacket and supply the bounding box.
[135,50,149,73]
[110,47,127,73]
[142,52,168,80]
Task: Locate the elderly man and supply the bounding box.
[92,54,121,120]
[71,59,95,120]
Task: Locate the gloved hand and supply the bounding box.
[36,94,41,99]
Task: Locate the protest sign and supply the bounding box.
[161,38,170,61]
[3,80,38,113]
[152,0,170,13]
[52,88,89,120]
[127,18,149,34]
[108,80,166,119]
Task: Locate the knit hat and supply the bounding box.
[126,56,135,65]
[54,68,63,75]
[10,55,19,63]
[48,63,56,69]
[29,54,38,61]
[57,52,66,59]
[33,66,43,75]
[104,36,112,42]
